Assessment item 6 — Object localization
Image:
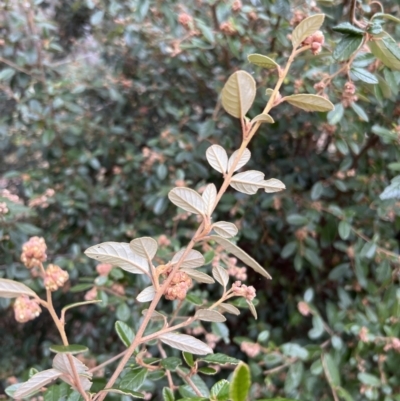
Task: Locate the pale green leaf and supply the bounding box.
[0,278,37,298]
[247,53,278,69]
[229,363,251,401]
[283,94,334,112]
[159,332,213,355]
[129,237,158,260]
[221,71,256,118]
[250,113,275,124]
[168,187,206,215]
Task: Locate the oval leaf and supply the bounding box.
[251,113,275,124]
[229,363,251,401]
[206,145,228,174]
[49,344,88,354]
[230,170,265,195]
[369,37,400,70]
[283,94,334,112]
[212,221,238,238]
[247,53,278,69]
[115,320,135,348]
[219,303,240,316]
[221,71,256,118]
[0,278,37,298]
[168,187,206,215]
[202,183,217,216]
[209,235,271,279]
[85,242,149,275]
[159,332,213,355]
[195,309,226,322]
[13,369,62,399]
[181,268,215,284]
[130,237,158,260]
[350,67,378,84]
[53,353,91,377]
[260,178,286,193]
[227,148,251,172]
[136,285,156,302]
[212,265,229,288]
[172,249,205,268]
[292,14,325,48]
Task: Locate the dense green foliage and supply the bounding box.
[1,0,400,400]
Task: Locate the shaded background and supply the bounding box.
[1,0,400,399]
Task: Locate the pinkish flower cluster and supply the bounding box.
[44,264,69,291]
[0,189,22,204]
[231,0,242,11]
[96,263,113,276]
[342,81,358,107]
[384,337,400,353]
[21,236,47,268]
[205,333,220,349]
[302,30,324,54]
[178,13,193,29]
[240,341,262,358]
[141,147,165,172]
[13,296,42,323]
[226,257,247,281]
[158,234,171,247]
[231,281,256,301]
[28,188,55,209]
[0,201,8,214]
[84,287,98,301]
[163,271,192,301]
[219,21,236,35]
[111,283,125,296]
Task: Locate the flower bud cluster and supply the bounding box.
[226,257,247,281]
[302,30,324,54]
[342,81,358,107]
[163,270,192,301]
[178,13,193,29]
[240,341,261,357]
[96,263,112,276]
[44,264,69,291]
[231,281,256,301]
[13,296,41,323]
[0,201,8,214]
[21,236,47,268]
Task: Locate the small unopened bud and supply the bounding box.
[96,263,113,276]
[297,301,311,316]
[84,287,98,301]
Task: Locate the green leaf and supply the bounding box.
[161,357,182,371]
[333,35,363,61]
[198,367,217,375]
[0,278,37,298]
[251,113,275,124]
[338,221,351,240]
[287,214,308,225]
[185,293,203,305]
[281,343,309,360]
[283,94,334,112]
[182,352,194,367]
[327,103,344,125]
[69,283,94,293]
[357,372,381,387]
[360,242,377,259]
[369,37,400,70]
[332,22,365,35]
[0,68,16,81]
[350,102,369,122]
[311,182,324,200]
[210,379,230,401]
[90,10,104,25]
[195,19,215,44]
[284,361,303,393]
[372,125,397,141]
[115,321,135,348]
[102,388,145,398]
[199,353,240,365]
[281,242,297,259]
[229,363,251,401]
[61,300,101,315]
[221,71,256,119]
[323,353,341,386]
[372,13,400,24]
[336,387,355,401]
[163,387,175,401]
[291,14,325,48]
[119,368,148,391]
[350,67,378,84]
[49,344,88,354]
[247,54,278,69]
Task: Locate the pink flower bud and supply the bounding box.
[96,263,113,276]
[44,264,69,291]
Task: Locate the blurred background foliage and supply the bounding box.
[1,0,400,399]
